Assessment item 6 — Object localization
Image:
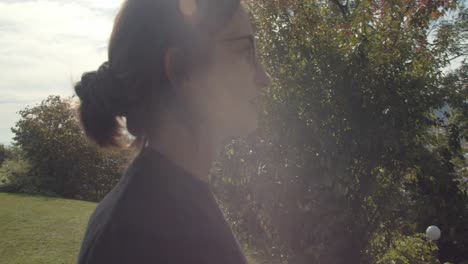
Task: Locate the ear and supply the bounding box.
[164,47,186,88]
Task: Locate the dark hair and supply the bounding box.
[74,0,240,147]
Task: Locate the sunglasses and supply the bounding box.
[222,35,258,66]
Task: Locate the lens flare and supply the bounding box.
[179,0,197,16]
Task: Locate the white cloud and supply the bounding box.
[0,0,121,145]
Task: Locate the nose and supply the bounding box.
[254,63,271,90]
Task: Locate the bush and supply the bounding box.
[369,233,439,264]
[10,96,134,201]
[0,158,34,192]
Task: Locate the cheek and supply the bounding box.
[213,59,253,101]
[188,54,257,132]
[208,62,255,118]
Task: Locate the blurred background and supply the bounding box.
[0,0,466,263]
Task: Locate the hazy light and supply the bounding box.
[179,0,197,16]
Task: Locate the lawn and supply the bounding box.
[0,193,263,264]
[0,193,96,264]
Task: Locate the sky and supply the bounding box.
[0,0,465,146]
[0,0,122,145]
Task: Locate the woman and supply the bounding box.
[75,0,270,263]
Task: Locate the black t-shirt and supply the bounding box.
[77,147,248,264]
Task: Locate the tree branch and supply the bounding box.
[331,0,349,18]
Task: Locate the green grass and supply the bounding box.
[0,193,96,264]
[0,192,262,264]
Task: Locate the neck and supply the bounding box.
[146,110,224,183]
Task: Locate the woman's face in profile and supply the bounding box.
[183,5,271,138]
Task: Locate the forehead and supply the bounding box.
[215,5,253,40]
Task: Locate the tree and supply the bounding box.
[211,0,467,263]
[0,144,6,165]
[11,95,132,201]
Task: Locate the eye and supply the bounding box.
[222,35,258,65]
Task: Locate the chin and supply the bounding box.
[224,107,259,137]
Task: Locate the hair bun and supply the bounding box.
[75,62,124,116]
[75,71,96,101]
[74,61,125,146]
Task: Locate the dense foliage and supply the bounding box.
[0,144,7,165]
[211,0,467,263]
[7,96,133,201]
